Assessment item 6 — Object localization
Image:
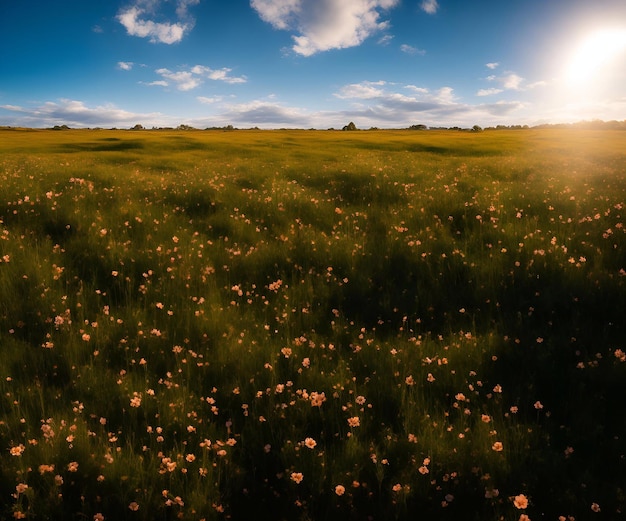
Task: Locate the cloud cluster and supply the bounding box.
[400,44,425,55]
[250,0,400,56]
[0,100,166,128]
[117,0,200,44]
[420,0,439,15]
[151,65,247,91]
[476,62,541,97]
[333,80,523,126]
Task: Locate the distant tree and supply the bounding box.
[51,124,70,130]
[408,124,428,130]
[177,124,195,131]
[342,121,357,131]
[130,124,144,130]
[471,125,483,132]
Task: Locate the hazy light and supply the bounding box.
[564,28,626,87]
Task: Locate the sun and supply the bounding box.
[564,27,626,89]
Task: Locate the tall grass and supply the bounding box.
[0,127,625,520]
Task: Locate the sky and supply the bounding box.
[1,0,626,129]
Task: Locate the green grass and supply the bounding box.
[0,127,625,520]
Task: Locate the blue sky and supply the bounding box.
[2,0,626,129]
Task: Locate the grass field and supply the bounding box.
[0,127,625,520]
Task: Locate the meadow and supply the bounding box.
[0,127,624,521]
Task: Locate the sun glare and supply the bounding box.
[564,27,626,88]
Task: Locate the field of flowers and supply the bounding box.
[0,127,625,520]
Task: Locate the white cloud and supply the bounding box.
[156,68,201,90]
[118,6,187,44]
[476,88,503,96]
[153,66,247,91]
[197,96,223,104]
[502,73,524,90]
[435,86,455,103]
[405,85,429,95]
[118,61,134,71]
[378,34,394,45]
[400,44,425,55]
[145,80,169,87]
[117,0,201,44]
[485,62,499,70]
[190,65,247,84]
[175,0,200,19]
[251,0,400,56]
[0,99,167,128]
[420,0,439,15]
[486,71,525,91]
[335,81,387,99]
[526,80,548,89]
[327,80,525,127]
[250,0,301,30]
[197,99,312,128]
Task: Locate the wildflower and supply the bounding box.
[392,483,402,492]
[591,503,600,512]
[492,441,504,452]
[15,483,29,494]
[128,502,139,511]
[67,461,79,472]
[418,465,429,475]
[519,515,531,521]
[10,444,25,456]
[335,484,345,496]
[485,488,499,499]
[304,437,317,449]
[513,494,529,509]
[347,416,360,428]
[291,472,304,484]
[130,393,142,408]
[94,515,104,521]
[310,391,326,407]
